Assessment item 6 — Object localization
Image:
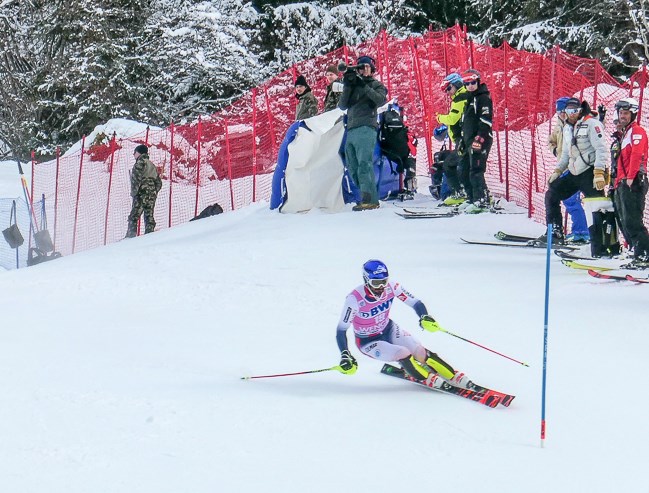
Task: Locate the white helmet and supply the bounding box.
[615,97,640,115]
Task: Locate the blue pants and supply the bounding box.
[563,192,588,236]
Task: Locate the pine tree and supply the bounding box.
[143,0,264,122]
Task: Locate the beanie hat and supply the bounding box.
[295,75,309,88]
[356,55,376,73]
[326,65,339,75]
[134,144,148,155]
[461,69,481,83]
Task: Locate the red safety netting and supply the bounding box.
[29,25,649,256]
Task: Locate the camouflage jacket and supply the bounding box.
[131,153,162,197]
[295,90,318,121]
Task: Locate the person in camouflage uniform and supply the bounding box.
[323,65,343,112]
[294,74,318,121]
[126,144,162,238]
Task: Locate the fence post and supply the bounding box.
[263,86,278,161]
[30,151,36,223]
[168,121,175,228]
[194,116,203,217]
[53,146,60,251]
[593,62,600,109]
[638,62,647,122]
[72,135,86,254]
[382,30,392,96]
[252,88,258,203]
[103,133,117,245]
[224,118,235,210]
[503,42,511,203]
[528,55,545,214]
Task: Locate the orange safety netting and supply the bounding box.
[28,25,649,256]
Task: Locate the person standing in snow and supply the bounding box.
[610,97,649,267]
[322,65,343,113]
[338,55,388,211]
[435,72,469,206]
[538,97,613,257]
[126,144,162,238]
[336,259,475,390]
[457,69,493,214]
[548,97,590,244]
[294,75,318,121]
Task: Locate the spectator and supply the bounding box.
[538,97,613,257]
[338,55,388,211]
[323,65,343,112]
[458,69,493,213]
[548,96,590,244]
[611,97,649,267]
[435,72,469,205]
[294,75,318,121]
[126,144,162,238]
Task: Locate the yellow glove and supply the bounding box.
[593,168,606,191]
[419,315,442,333]
[548,168,562,185]
[338,350,358,375]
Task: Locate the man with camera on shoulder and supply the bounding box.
[338,55,387,211]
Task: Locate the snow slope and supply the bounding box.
[1,195,648,493]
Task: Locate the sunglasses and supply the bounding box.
[368,278,388,289]
[356,64,370,71]
[565,107,580,115]
[444,85,454,92]
[465,80,478,86]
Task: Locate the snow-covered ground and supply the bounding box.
[1,188,648,492]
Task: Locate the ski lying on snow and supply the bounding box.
[494,231,537,242]
[561,259,625,271]
[380,364,514,408]
[554,250,600,261]
[395,211,456,219]
[461,238,578,250]
[587,269,649,282]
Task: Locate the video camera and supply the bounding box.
[337,61,365,73]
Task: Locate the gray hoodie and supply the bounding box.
[338,76,387,130]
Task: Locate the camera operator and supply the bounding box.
[338,56,387,211]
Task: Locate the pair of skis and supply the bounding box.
[556,250,649,282]
[380,364,514,408]
[459,231,580,251]
[394,208,457,219]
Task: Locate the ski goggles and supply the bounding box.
[565,107,580,115]
[368,278,388,289]
[444,84,454,92]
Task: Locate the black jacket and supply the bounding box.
[462,83,493,146]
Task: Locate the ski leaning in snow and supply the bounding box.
[380,364,514,408]
[460,238,579,250]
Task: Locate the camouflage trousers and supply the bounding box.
[127,184,158,237]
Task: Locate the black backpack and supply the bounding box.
[379,106,410,172]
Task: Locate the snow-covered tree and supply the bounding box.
[143,0,265,123]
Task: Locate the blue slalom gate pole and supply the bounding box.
[541,223,552,447]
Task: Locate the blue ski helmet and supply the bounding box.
[555,97,571,112]
[363,260,389,293]
[440,73,463,90]
[433,125,448,142]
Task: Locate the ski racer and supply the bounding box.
[335,259,473,389]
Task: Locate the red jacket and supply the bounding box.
[615,121,648,187]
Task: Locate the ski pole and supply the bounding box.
[420,316,530,367]
[242,365,343,380]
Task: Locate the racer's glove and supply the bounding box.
[338,350,358,375]
[419,315,442,333]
